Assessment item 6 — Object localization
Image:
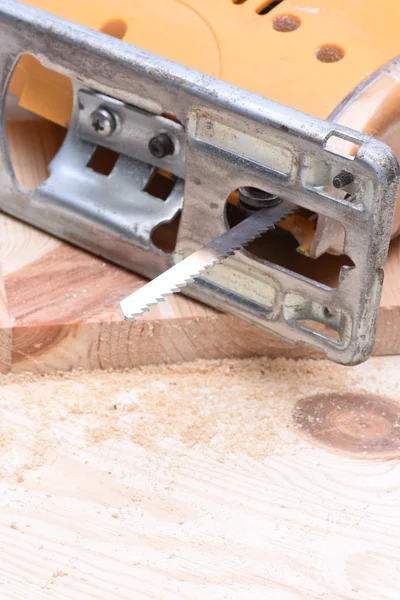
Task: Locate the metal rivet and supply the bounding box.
[90,107,117,137]
[148,133,175,159]
[332,170,354,189]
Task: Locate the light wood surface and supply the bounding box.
[1,119,400,373]
[1,355,400,599]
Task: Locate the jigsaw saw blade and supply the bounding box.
[120,201,294,320]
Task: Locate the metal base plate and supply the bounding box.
[0,0,398,364]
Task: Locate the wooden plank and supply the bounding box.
[1,355,400,598]
[1,119,400,373]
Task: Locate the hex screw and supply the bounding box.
[90,107,117,137]
[323,306,334,319]
[332,170,354,189]
[148,133,175,159]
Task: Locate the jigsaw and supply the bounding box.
[1,0,400,364]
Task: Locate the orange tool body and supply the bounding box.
[1,0,400,364]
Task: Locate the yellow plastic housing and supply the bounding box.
[9,0,400,127]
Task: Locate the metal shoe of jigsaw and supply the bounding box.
[1,0,400,365]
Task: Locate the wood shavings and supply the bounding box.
[1,356,400,481]
[0,357,400,599]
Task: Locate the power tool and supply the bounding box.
[1,0,399,365]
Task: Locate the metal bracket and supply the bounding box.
[76,90,186,179]
[0,0,398,364]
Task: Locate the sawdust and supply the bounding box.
[0,356,399,480]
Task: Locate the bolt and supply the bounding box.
[148,133,175,159]
[90,107,117,137]
[323,306,335,319]
[238,187,282,211]
[332,170,354,189]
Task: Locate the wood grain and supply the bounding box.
[1,355,400,599]
[1,119,400,373]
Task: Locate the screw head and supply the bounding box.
[323,306,335,319]
[90,107,117,137]
[148,133,175,159]
[332,170,354,189]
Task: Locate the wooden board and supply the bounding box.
[1,355,400,599]
[1,120,400,374]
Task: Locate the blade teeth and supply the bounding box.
[123,254,234,319]
[124,272,210,319]
[125,285,190,319]
[121,204,296,320]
